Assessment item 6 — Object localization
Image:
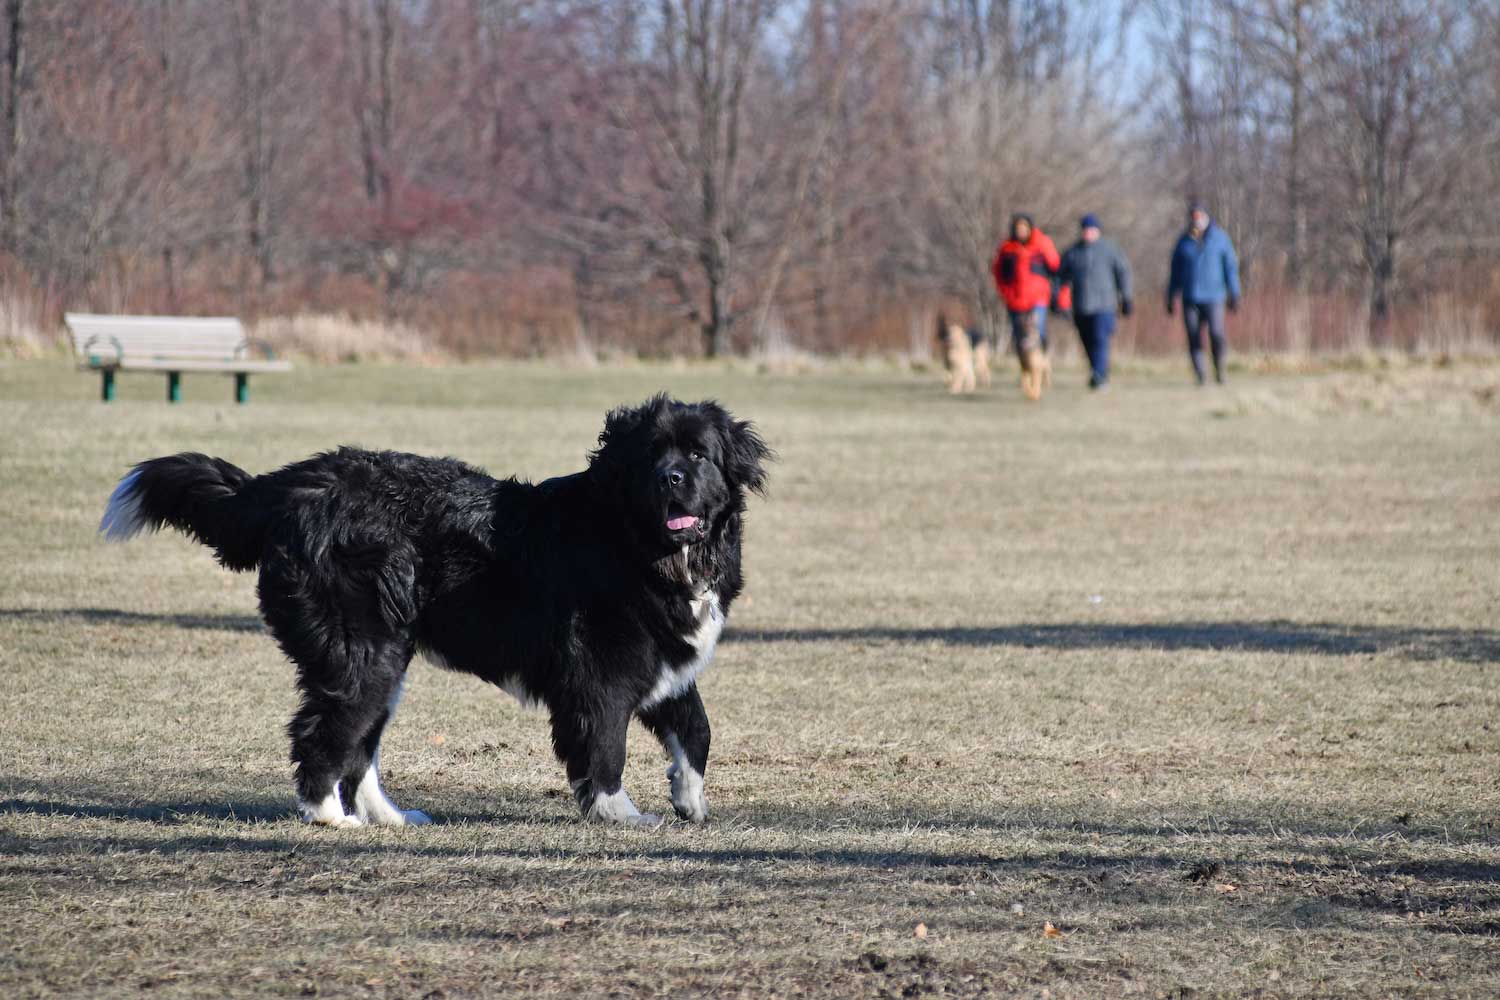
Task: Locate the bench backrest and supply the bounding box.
[65,313,248,363]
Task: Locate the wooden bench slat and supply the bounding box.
[66,313,244,331]
[79,347,250,356]
[77,358,293,373]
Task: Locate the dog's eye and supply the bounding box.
[689,451,705,463]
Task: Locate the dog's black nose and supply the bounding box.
[659,468,686,488]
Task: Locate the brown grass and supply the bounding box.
[1,358,1497,998]
[249,314,447,365]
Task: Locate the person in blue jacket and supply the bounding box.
[1166,201,1241,385]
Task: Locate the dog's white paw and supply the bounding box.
[586,787,661,827]
[359,804,433,827]
[350,764,431,826]
[668,761,709,824]
[301,790,363,828]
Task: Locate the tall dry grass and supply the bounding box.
[0,261,60,359]
[249,314,445,364]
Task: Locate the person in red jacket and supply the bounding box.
[991,213,1061,399]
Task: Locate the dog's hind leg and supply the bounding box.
[262,565,425,827]
[343,663,432,827]
[637,685,711,823]
[286,690,370,828]
[553,700,661,827]
[259,530,428,828]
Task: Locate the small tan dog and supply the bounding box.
[1010,311,1052,401]
[935,314,992,394]
[1019,345,1051,400]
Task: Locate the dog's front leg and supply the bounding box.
[638,686,711,823]
[552,703,661,827]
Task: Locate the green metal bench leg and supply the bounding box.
[235,372,249,404]
[101,369,116,402]
[167,371,182,403]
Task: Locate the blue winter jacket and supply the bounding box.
[1168,224,1241,305]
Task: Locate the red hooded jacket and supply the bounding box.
[992,228,1062,313]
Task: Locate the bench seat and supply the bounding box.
[66,313,292,403]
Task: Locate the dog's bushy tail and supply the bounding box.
[101,453,268,571]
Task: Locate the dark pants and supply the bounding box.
[1183,300,1226,383]
[1074,311,1116,386]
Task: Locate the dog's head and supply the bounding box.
[590,394,770,553]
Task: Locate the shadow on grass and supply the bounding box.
[4,802,1498,934]
[6,781,1497,866]
[728,621,1500,664]
[0,797,290,823]
[0,607,264,633]
[0,796,544,829]
[4,780,1498,932]
[7,610,1498,664]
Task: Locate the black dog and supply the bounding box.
[100,395,770,827]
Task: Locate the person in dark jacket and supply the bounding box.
[1166,201,1241,385]
[1059,213,1132,389]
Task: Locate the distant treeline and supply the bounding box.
[1,1,1497,357]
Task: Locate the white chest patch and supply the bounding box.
[640,590,723,709]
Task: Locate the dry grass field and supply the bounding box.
[2,357,1498,998]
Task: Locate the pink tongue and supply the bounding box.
[666,515,699,531]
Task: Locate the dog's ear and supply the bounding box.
[591,394,669,472]
[714,408,772,496]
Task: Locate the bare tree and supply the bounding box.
[1215,0,1330,292]
[1,0,22,252]
[229,0,276,303]
[1316,0,1475,336]
[341,0,399,315]
[637,0,781,357]
[1151,0,1205,198]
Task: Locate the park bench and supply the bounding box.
[66,313,291,403]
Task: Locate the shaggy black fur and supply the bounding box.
[100,395,770,826]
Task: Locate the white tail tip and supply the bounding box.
[100,469,148,542]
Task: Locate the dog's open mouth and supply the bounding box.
[665,504,700,533]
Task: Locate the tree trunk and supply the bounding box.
[233,0,274,309]
[1174,0,1200,197]
[703,247,730,358]
[1,0,23,251]
[1286,0,1307,290]
[1367,232,1395,343]
[162,247,178,312]
[157,0,178,312]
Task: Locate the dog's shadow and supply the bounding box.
[726,620,1500,664]
[0,607,265,633]
[11,609,1497,664]
[7,791,1498,914]
[0,792,538,829]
